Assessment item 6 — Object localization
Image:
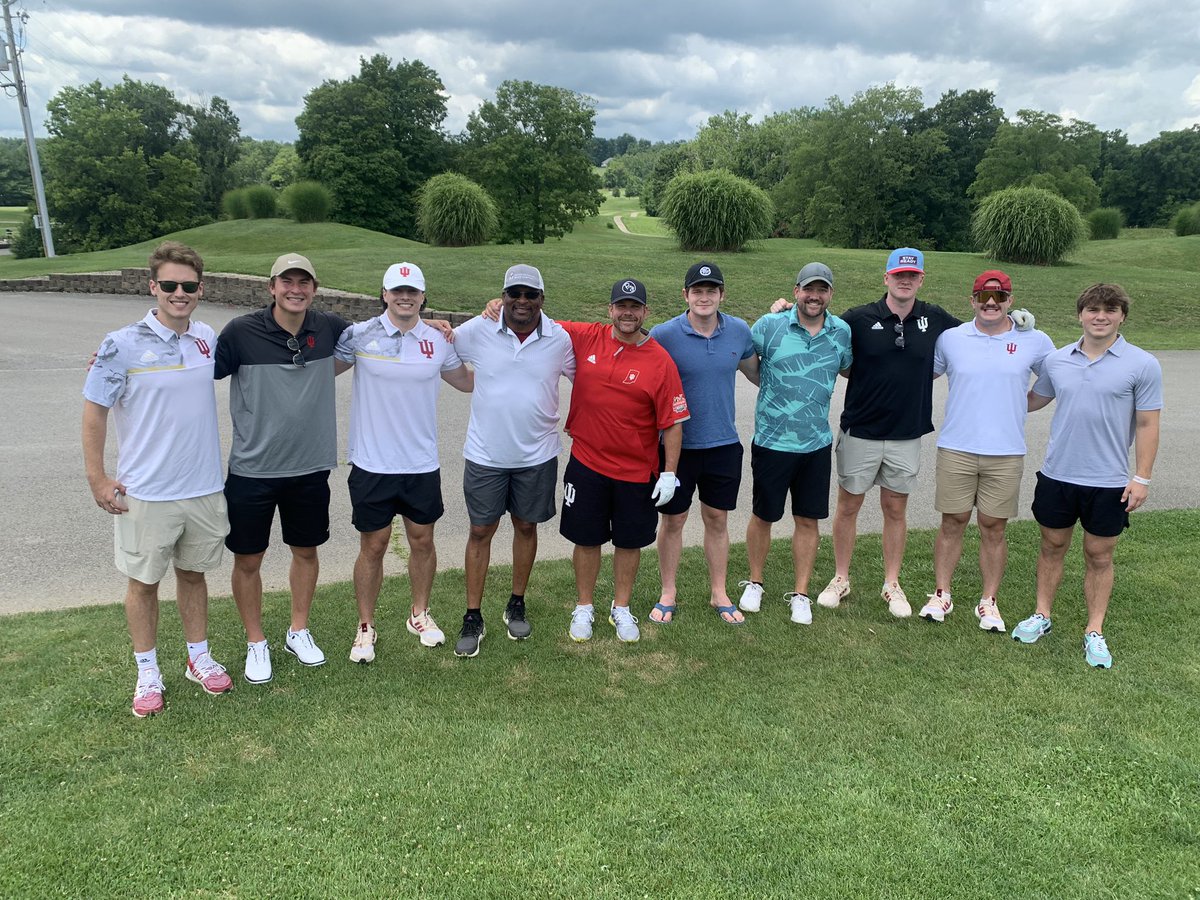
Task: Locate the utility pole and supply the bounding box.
[1,0,54,257]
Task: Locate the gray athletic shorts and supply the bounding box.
[835,430,922,495]
[463,457,558,526]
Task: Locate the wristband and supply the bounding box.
[1131,475,1151,486]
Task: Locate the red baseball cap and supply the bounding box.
[973,270,1012,293]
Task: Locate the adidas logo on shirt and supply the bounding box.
[586,354,597,364]
[871,322,884,330]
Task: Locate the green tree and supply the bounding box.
[264,145,300,189]
[229,138,285,187]
[0,137,32,206]
[642,143,696,217]
[188,97,241,217]
[296,54,448,237]
[1109,126,1200,226]
[42,78,203,251]
[461,80,601,244]
[969,110,1101,211]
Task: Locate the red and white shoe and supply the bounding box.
[185,652,233,695]
[406,609,446,648]
[919,589,954,623]
[132,668,165,718]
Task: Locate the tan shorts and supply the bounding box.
[835,431,922,495]
[934,448,1024,519]
[114,491,229,585]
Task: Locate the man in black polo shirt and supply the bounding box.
[816,248,958,618]
[214,253,350,683]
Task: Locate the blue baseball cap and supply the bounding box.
[886,248,924,274]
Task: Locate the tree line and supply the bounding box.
[9,62,1199,256]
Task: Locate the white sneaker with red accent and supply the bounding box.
[817,575,851,609]
[406,609,446,648]
[919,589,954,623]
[975,597,1006,633]
[881,581,912,618]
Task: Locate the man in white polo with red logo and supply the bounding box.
[334,262,473,663]
[83,241,233,718]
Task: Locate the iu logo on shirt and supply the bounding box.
[623,369,639,385]
[1006,342,1017,355]
[194,338,212,358]
[418,339,435,359]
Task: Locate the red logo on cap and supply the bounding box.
[400,266,410,277]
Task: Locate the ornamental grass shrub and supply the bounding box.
[659,169,774,252]
[221,187,250,220]
[971,186,1086,265]
[244,184,278,219]
[1172,202,1200,236]
[1087,206,1123,240]
[417,173,498,247]
[282,180,333,224]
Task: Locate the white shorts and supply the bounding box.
[114,491,229,585]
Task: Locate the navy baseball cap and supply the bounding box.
[610,278,648,305]
[684,262,724,288]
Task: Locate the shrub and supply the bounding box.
[1086,207,1123,240]
[282,180,333,224]
[971,186,1086,265]
[1172,202,1200,236]
[221,187,250,220]
[10,213,44,258]
[659,169,774,252]
[417,173,498,247]
[244,184,278,219]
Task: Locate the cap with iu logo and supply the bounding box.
[383,262,426,291]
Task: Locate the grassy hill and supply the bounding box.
[2,197,1197,348]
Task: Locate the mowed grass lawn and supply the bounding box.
[2,512,1198,897]
[1,201,1197,348]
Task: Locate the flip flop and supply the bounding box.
[713,604,745,626]
[649,601,676,624]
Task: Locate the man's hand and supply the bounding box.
[482,298,503,322]
[90,477,128,515]
[651,472,679,508]
[1011,308,1036,331]
[1121,479,1149,512]
[771,298,793,314]
[425,318,456,342]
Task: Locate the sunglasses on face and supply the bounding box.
[286,336,305,367]
[973,290,1011,304]
[505,289,542,301]
[156,280,200,294]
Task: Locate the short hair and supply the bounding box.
[149,241,204,280]
[1076,283,1130,317]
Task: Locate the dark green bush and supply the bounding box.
[10,213,43,258]
[417,173,498,247]
[1086,207,1123,240]
[659,169,774,252]
[281,180,333,224]
[244,184,278,219]
[221,187,250,220]
[971,186,1086,265]
[1172,202,1200,236]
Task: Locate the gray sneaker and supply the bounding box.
[454,615,486,658]
[609,605,640,643]
[569,604,594,642]
[503,597,532,640]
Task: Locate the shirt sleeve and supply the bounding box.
[736,318,755,360]
[933,333,948,376]
[1030,332,1055,377]
[1031,365,1055,398]
[440,338,464,372]
[1133,355,1165,411]
[81,335,126,408]
[213,319,238,380]
[334,324,356,365]
[653,352,690,430]
[750,316,766,357]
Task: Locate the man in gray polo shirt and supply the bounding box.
[1013,284,1162,669]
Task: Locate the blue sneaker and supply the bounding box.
[1012,613,1052,643]
[1083,631,1113,668]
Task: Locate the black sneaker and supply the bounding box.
[503,598,532,640]
[454,615,486,658]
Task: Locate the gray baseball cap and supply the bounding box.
[796,262,833,288]
[503,264,544,292]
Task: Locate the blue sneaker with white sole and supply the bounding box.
[1012,613,1052,643]
[1083,631,1113,668]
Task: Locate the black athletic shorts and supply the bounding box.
[657,441,743,516]
[559,455,657,549]
[348,465,444,533]
[224,470,331,555]
[750,442,832,523]
[1031,471,1129,538]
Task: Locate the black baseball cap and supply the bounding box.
[610,278,648,305]
[684,262,724,289]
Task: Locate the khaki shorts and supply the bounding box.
[835,431,922,495]
[115,491,229,585]
[934,448,1024,519]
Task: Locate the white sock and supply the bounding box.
[186,639,208,662]
[134,648,158,672]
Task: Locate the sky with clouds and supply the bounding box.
[2,0,1198,147]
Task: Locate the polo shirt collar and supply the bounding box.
[143,308,194,343]
[965,319,1014,338]
[873,295,926,321]
[1070,334,1126,357]
[789,307,834,334]
[499,311,546,338]
[681,310,725,336]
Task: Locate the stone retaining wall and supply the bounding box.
[0,269,474,325]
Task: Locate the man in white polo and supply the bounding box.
[919,270,1055,632]
[449,264,574,657]
[83,241,232,718]
[334,262,473,663]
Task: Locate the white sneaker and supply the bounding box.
[919,589,954,623]
[975,597,1007,633]
[609,605,640,643]
[284,628,326,666]
[737,580,763,613]
[881,581,912,618]
[569,604,594,642]
[817,575,851,609]
[785,592,812,625]
[244,641,272,683]
[350,622,377,663]
[406,609,446,648]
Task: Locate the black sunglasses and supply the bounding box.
[286,336,305,367]
[894,322,905,350]
[156,280,200,294]
[505,288,542,301]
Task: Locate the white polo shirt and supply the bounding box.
[82,310,223,501]
[335,315,463,474]
[934,320,1055,456]
[452,313,575,468]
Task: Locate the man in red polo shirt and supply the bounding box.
[559,278,690,644]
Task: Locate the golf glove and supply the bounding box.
[1010,308,1036,331]
[651,472,680,508]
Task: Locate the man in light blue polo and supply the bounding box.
[1014,283,1162,669]
[649,262,756,626]
[738,263,852,624]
